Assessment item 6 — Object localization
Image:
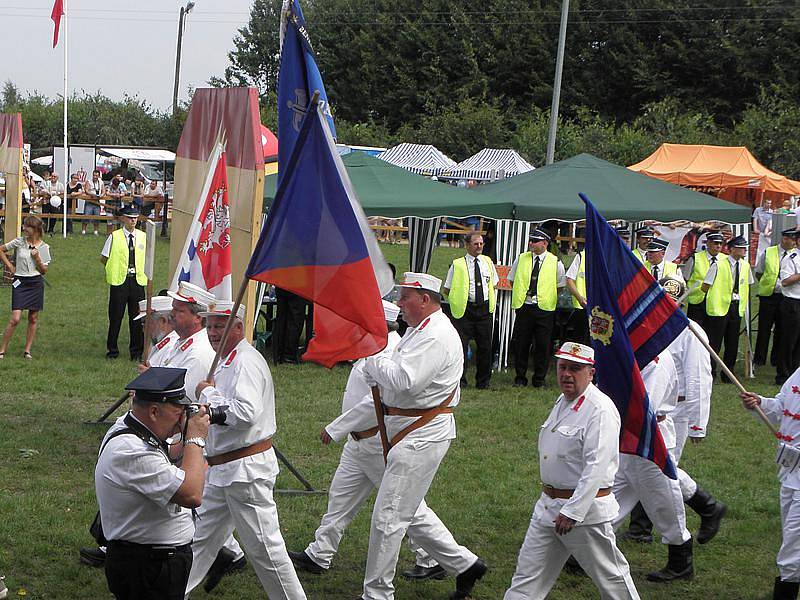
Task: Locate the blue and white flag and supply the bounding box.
[278,0,335,186]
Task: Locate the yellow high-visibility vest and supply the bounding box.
[105,228,146,286]
[758,245,781,297]
[511,251,558,311]
[447,255,496,319]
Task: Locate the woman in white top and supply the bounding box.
[0,215,51,359]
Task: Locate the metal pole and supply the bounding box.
[545,0,569,165]
[172,6,185,116]
[62,0,69,238]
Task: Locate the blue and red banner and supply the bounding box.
[582,193,687,478]
[246,101,391,367]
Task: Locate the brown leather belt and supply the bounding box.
[382,389,457,447]
[350,426,379,441]
[207,438,273,466]
[656,415,666,422]
[543,485,611,500]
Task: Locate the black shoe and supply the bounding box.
[686,487,727,544]
[618,530,654,543]
[130,354,142,362]
[106,351,119,359]
[563,555,587,577]
[513,377,527,388]
[402,564,447,581]
[451,558,487,599]
[475,383,490,390]
[288,550,325,575]
[204,547,247,592]
[79,546,106,568]
[532,380,545,388]
[773,576,800,600]
[646,539,693,583]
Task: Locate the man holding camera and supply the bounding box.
[95,367,210,600]
[185,300,306,599]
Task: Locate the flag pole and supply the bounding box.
[686,320,777,435]
[62,0,68,239]
[205,275,249,379]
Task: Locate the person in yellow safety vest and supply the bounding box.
[700,235,753,382]
[632,227,655,263]
[564,248,590,345]
[508,228,565,388]
[682,231,726,327]
[754,229,798,374]
[100,205,146,361]
[443,232,499,389]
[644,239,684,284]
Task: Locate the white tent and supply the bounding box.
[444,148,535,181]
[378,143,456,176]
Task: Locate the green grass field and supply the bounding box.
[0,233,786,599]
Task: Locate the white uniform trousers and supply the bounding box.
[222,535,245,560]
[504,513,639,600]
[185,476,306,599]
[779,486,800,581]
[306,439,435,569]
[612,454,691,545]
[362,439,477,600]
[672,416,699,500]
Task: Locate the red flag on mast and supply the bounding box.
[51,0,64,47]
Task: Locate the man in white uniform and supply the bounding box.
[289,300,443,581]
[504,343,639,600]
[359,273,486,600]
[186,300,306,599]
[612,351,694,582]
[622,276,726,546]
[95,367,209,600]
[137,295,178,366]
[742,370,800,600]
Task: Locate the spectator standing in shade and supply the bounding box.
[83,169,105,236]
[65,172,83,235]
[753,199,774,263]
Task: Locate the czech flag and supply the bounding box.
[581,193,687,478]
[170,142,232,300]
[246,100,392,367]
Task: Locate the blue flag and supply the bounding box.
[278,0,335,186]
[581,193,688,478]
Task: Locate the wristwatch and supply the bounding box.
[185,437,206,449]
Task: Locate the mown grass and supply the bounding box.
[0,233,784,599]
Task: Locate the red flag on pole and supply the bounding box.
[51,0,64,47]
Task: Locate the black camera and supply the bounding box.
[187,404,227,425]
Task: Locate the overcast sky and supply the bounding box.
[0,0,256,112]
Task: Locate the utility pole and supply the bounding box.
[545,0,569,165]
[172,1,195,116]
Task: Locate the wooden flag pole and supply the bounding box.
[141,220,157,362]
[206,275,249,379]
[686,320,777,435]
[371,386,390,463]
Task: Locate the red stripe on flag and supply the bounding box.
[619,369,647,454]
[51,0,64,47]
[628,297,679,351]
[616,269,652,314]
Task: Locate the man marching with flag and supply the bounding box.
[580,194,696,583]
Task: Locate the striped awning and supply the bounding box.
[378,143,456,176]
[444,148,535,181]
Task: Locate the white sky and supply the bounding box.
[0,0,256,112]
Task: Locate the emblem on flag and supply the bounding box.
[589,306,614,346]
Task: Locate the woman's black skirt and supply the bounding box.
[11,274,44,311]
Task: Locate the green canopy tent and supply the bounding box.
[263,150,515,219]
[470,153,752,223]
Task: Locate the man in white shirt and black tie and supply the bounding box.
[778,234,800,384]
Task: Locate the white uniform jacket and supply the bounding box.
[199,338,278,487]
[667,320,712,437]
[641,351,679,450]
[95,414,194,545]
[326,331,401,454]
[362,310,462,444]
[536,383,621,525]
[147,332,178,368]
[160,328,214,403]
[758,368,800,490]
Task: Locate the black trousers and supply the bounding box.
[564,307,590,345]
[686,302,706,328]
[43,203,59,233]
[720,302,741,383]
[513,304,555,386]
[453,302,493,387]
[105,542,192,600]
[778,298,800,383]
[755,294,782,366]
[703,313,727,378]
[107,277,145,358]
[273,287,308,363]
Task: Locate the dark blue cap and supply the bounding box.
[126,367,189,405]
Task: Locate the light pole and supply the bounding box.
[545,0,569,165]
[172,1,195,116]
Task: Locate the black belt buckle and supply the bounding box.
[150,545,177,559]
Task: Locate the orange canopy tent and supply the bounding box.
[629,144,800,207]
